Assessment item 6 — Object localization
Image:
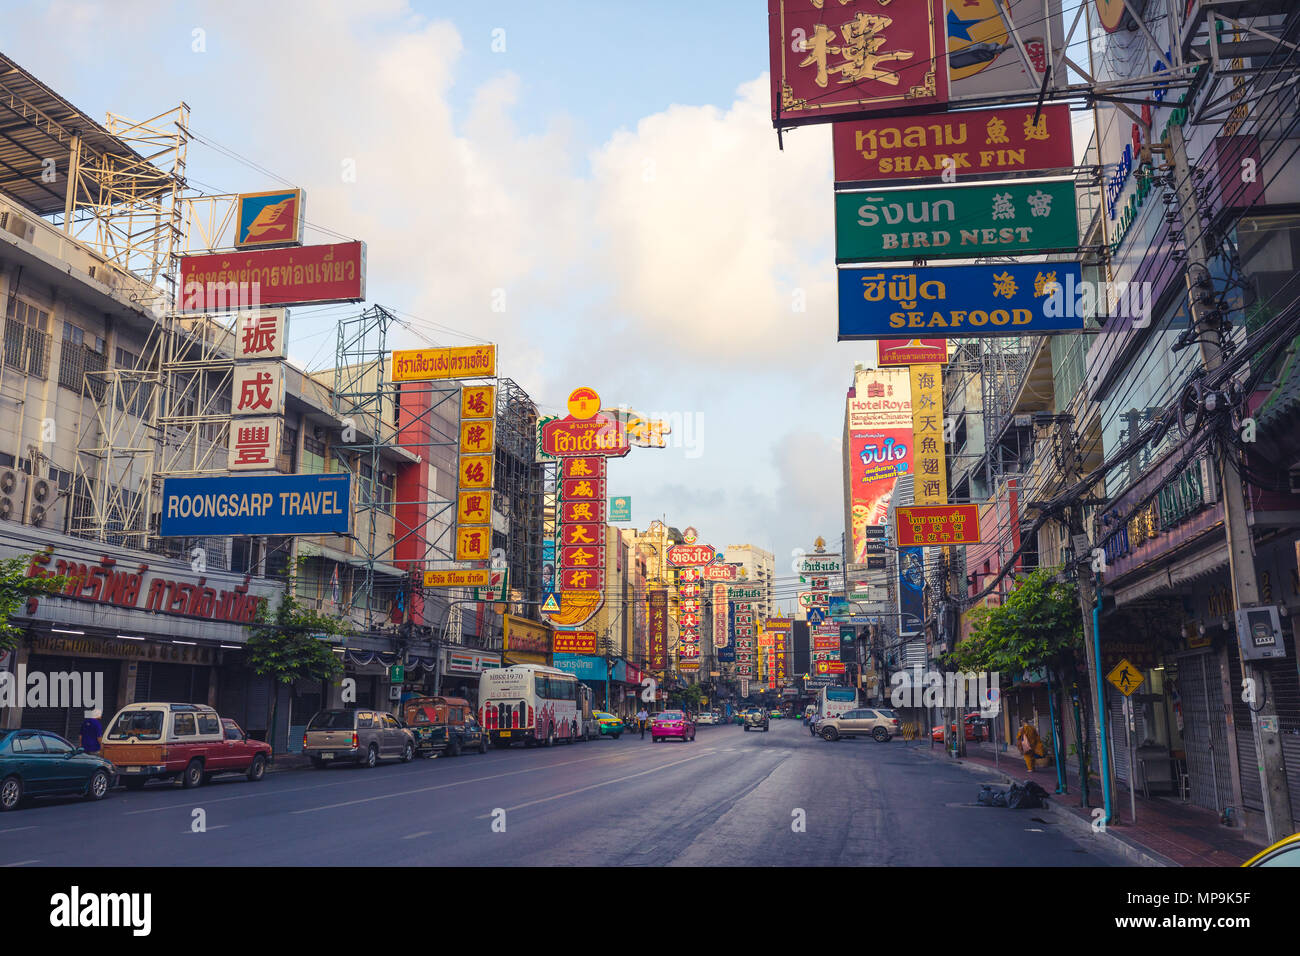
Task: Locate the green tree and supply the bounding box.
[245,565,349,754]
[676,683,704,711]
[0,554,70,652]
[949,567,1083,675]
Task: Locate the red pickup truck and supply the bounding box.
[100,702,271,789]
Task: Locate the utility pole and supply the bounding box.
[1169,121,1292,842]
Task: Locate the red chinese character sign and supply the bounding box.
[649,589,668,671]
[768,0,947,129]
[895,504,981,546]
[666,544,716,566]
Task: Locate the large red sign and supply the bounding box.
[703,564,738,581]
[877,339,949,366]
[559,545,605,570]
[561,456,606,479]
[180,241,365,310]
[540,414,630,458]
[553,631,598,654]
[832,104,1074,183]
[895,504,982,546]
[768,0,947,129]
[560,568,603,591]
[667,544,716,566]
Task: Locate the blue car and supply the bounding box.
[0,729,116,811]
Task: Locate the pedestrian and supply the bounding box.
[1016,718,1043,773]
[637,706,648,739]
[80,709,103,754]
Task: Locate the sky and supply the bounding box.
[7,0,934,598]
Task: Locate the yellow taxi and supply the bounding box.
[593,711,625,739]
[1242,831,1300,866]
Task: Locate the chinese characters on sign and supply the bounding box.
[455,383,496,562]
[894,504,981,546]
[909,365,947,506]
[227,307,288,473]
[649,588,668,671]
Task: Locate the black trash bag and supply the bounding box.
[977,784,997,806]
[1007,781,1042,809]
[1024,780,1050,802]
[991,789,1008,807]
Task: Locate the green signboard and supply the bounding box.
[835,179,1078,262]
[609,496,631,522]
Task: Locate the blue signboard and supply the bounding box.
[898,546,925,636]
[838,262,1085,339]
[552,653,606,681]
[718,602,736,663]
[159,474,351,537]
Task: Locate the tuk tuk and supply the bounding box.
[401,696,487,757]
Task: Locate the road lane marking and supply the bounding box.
[403,831,432,840]
[291,751,638,815]
[2,860,38,866]
[0,826,38,836]
[477,751,715,816]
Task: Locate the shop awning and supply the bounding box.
[1113,541,1228,606]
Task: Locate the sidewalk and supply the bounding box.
[911,738,1264,867]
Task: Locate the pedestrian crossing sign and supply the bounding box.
[1106,658,1143,697]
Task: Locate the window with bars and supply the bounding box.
[303,433,328,474]
[279,426,298,473]
[5,298,51,378]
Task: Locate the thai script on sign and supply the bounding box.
[27,552,265,624]
[392,345,497,382]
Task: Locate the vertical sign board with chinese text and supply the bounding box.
[849,368,912,564]
[909,365,947,505]
[649,588,668,672]
[837,262,1086,339]
[228,308,288,472]
[456,383,496,563]
[834,180,1078,261]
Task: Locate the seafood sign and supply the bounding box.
[837,261,1086,339]
[835,179,1078,261]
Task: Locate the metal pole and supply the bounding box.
[1092,569,1115,824]
[1125,694,1137,823]
[1048,669,1066,794]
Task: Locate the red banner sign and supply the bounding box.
[832,104,1074,184]
[560,500,604,524]
[553,631,598,654]
[703,563,738,581]
[895,504,981,546]
[560,568,603,591]
[180,241,365,310]
[559,523,604,548]
[666,544,716,566]
[877,339,950,366]
[540,415,630,458]
[561,456,607,479]
[768,0,947,129]
[561,477,605,501]
[559,545,605,570]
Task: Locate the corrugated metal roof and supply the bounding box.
[0,52,155,215]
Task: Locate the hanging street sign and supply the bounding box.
[838,261,1086,339]
[835,179,1078,262]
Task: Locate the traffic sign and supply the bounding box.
[1106,658,1144,697]
[807,608,825,626]
[389,664,405,682]
[541,592,561,614]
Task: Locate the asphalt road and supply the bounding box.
[0,719,1124,866]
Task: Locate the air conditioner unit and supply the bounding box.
[26,475,60,530]
[0,212,35,244]
[0,469,24,522]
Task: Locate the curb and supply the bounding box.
[913,745,1176,867]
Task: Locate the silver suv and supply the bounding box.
[304,708,415,768]
[818,707,900,742]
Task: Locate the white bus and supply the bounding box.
[816,685,859,721]
[479,664,593,748]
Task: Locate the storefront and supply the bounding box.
[553,652,610,708]
[1,535,281,736]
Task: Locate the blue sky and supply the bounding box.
[9,1,860,593]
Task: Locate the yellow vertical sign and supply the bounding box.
[909,364,947,506]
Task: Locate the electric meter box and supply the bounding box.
[1235,606,1286,661]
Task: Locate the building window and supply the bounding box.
[303,433,327,474]
[279,426,298,473]
[4,298,51,378]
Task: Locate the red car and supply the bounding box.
[931,712,989,742]
[101,703,271,789]
[650,710,696,743]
